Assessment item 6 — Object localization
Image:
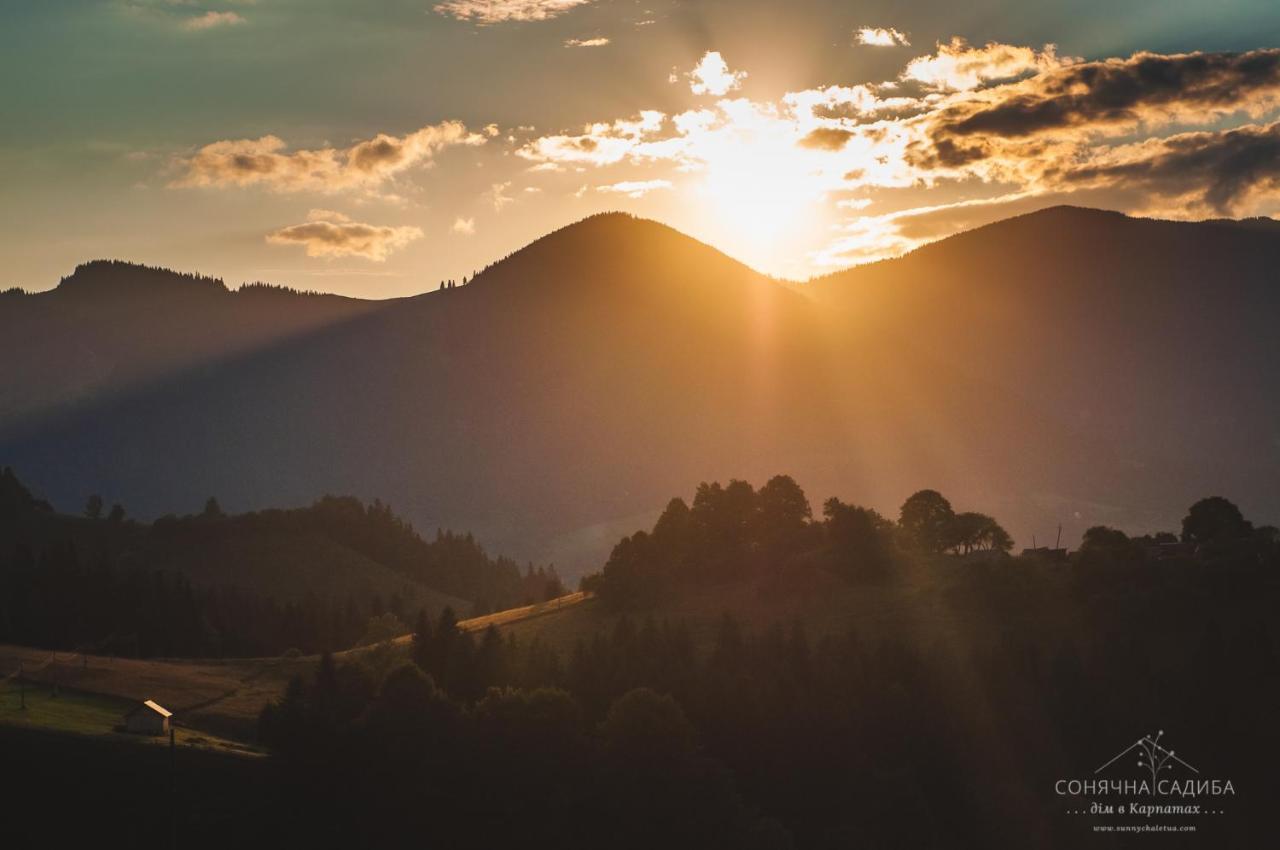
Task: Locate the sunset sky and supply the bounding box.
[3,0,1279,297]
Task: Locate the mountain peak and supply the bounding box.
[55,260,229,299]
[462,211,776,303]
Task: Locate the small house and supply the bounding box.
[124,699,172,736]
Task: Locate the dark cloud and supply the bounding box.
[940,49,1280,139]
[1066,121,1280,213]
[348,136,412,173]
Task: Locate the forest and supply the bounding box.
[0,467,560,657]
[255,475,1279,848]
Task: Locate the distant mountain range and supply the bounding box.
[3,207,1278,577]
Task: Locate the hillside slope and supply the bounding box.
[2,209,1277,576]
[0,260,376,429]
[0,506,468,614]
[809,206,1280,531]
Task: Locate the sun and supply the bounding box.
[661,98,850,277]
[688,135,833,277]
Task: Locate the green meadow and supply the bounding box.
[0,681,261,756]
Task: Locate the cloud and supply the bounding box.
[173,121,485,193]
[488,181,515,211]
[181,11,246,31]
[856,27,909,47]
[931,49,1280,140]
[306,208,352,223]
[903,38,1066,91]
[912,47,1280,180]
[566,37,610,48]
[452,217,476,235]
[1064,120,1280,215]
[517,111,669,166]
[595,179,673,198]
[811,192,1079,266]
[689,51,747,96]
[433,0,593,24]
[266,212,423,261]
[798,127,854,151]
[518,44,1280,272]
[783,84,931,123]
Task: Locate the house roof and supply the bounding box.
[127,699,172,718]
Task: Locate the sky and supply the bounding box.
[2,0,1279,297]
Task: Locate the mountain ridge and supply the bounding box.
[3,206,1277,577]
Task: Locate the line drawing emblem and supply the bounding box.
[1095,730,1199,785]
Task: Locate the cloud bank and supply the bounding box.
[173,121,485,193]
[266,211,423,260]
[519,44,1280,267]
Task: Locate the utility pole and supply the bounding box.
[18,662,24,710]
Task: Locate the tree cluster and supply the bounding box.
[584,477,1014,610]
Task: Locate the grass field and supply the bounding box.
[0,680,262,755]
[0,579,972,747]
[0,645,308,742]
[0,590,598,747]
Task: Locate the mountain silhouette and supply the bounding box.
[2,208,1277,575]
[0,260,374,430]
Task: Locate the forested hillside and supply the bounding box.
[249,472,1280,848]
[0,468,534,656]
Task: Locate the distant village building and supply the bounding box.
[1019,546,1069,562]
[124,699,172,736]
[1143,541,1197,560]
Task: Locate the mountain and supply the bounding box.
[808,206,1280,534]
[2,209,1278,577]
[0,260,375,430]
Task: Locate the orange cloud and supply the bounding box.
[903,38,1066,91]
[266,212,423,260]
[172,121,485,193]
[434,0,593,24]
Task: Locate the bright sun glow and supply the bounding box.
[680,100,844,275]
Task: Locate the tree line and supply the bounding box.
[582,477,1018,609]
[584,475,1278,611]
[259,529,1280,847]
[0,468,536,656]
